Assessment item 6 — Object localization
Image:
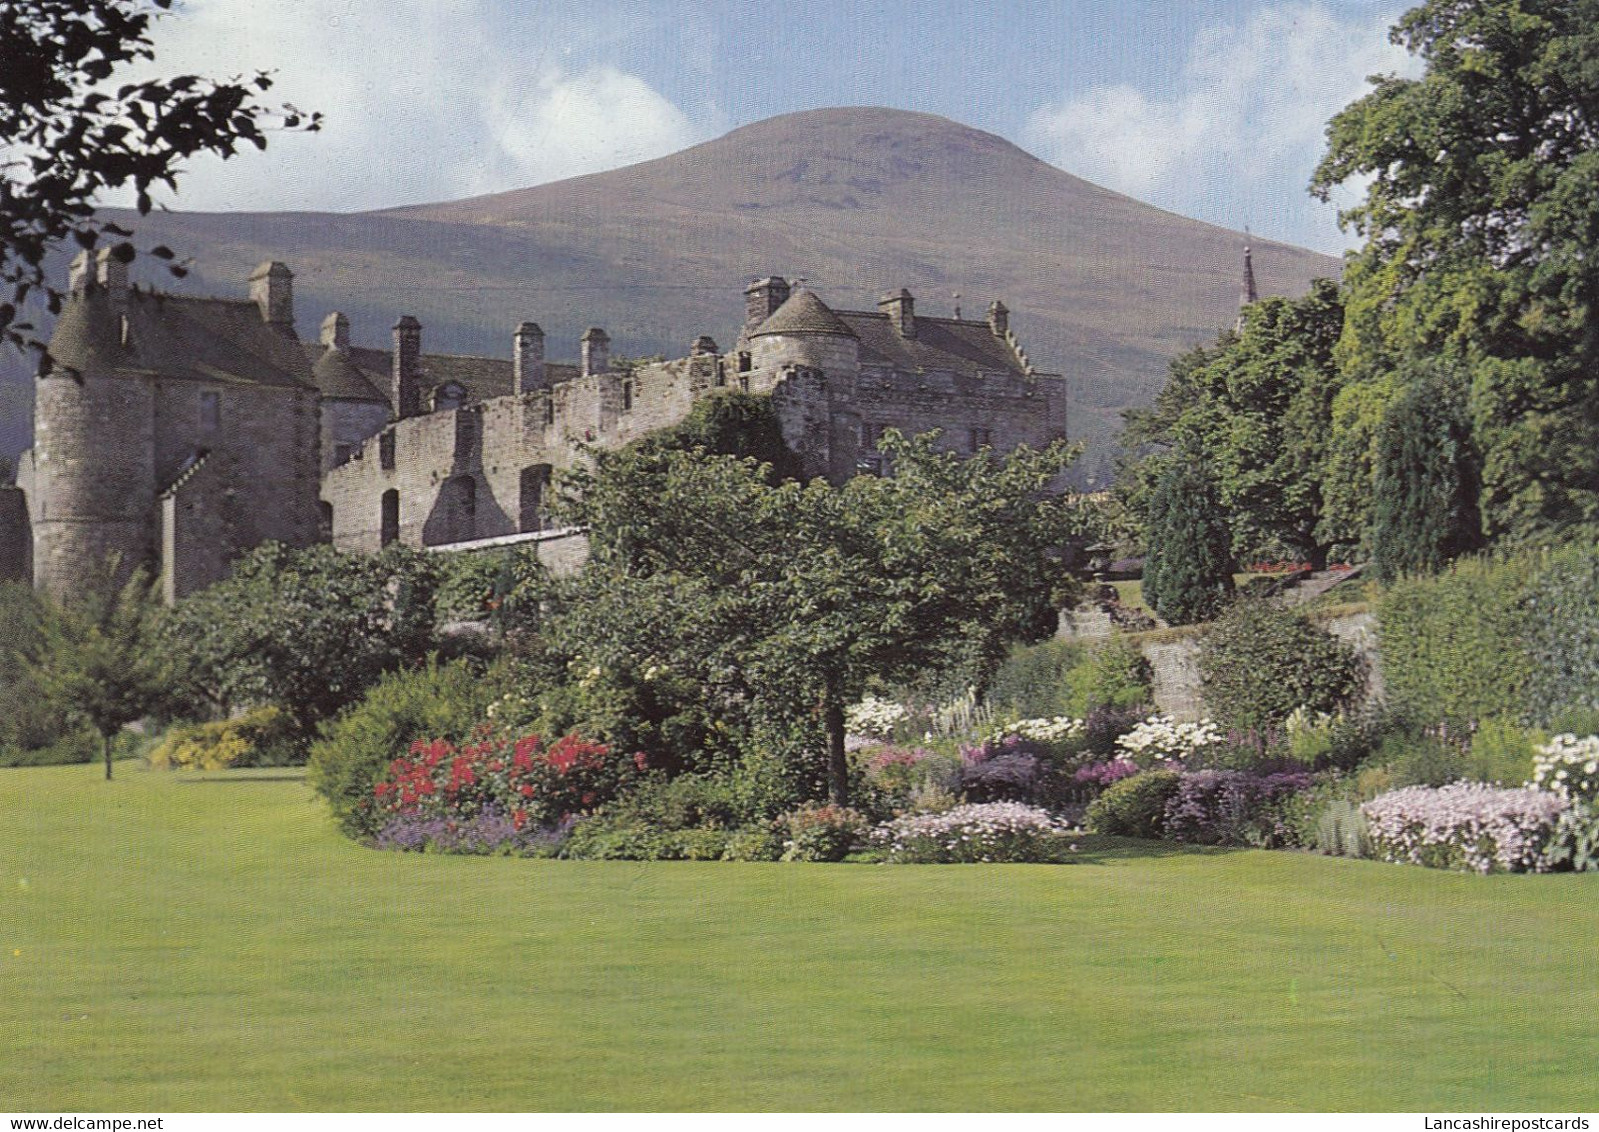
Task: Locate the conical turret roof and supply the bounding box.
[749,288,857,338]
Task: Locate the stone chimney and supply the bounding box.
[320,311,350,352]
[68,251,93,295]
[744,276,790,336]
[95,247,129,299]
[392,315,422,419]
[514,322,546,393]
[988,300,1009,338]
[879,288,915,338]
[250,261,293,328]
[581,327,610,377]
[691,335,718,356]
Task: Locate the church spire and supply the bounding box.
[1236,236,1258,331]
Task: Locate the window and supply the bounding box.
[544,398,556,427]
[737,351,752,372]
[318,501,334,542]
[968,427,991,453]
[861,421,888,450]
[432,382,467,411]
[622,379,633,412]
[333,442,353,466]
[380,490,400,546]
[379,431,396,471]
[199,391,220,432]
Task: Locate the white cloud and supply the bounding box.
[109,0,708,212]
[1022,2,1417,253]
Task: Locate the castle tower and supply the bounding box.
[580,327,610,377]
[31,286,158,596]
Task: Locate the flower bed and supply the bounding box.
[1532,734,1599,803]
[873,802,1078,863]
[367,730,638,852]
[1361,783,1570,874]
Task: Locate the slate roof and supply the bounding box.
[50,288,316,389]
[748,288,1044,378]
[749,289,857,338]
[306,345,582,407]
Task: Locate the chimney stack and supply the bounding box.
[879,288,915,338]
[320,311,350,352]
[95,247,129,299]
[581,327,610,378]
[987,300,1009,338]
[392,316,422,419]
[68,251,93,295]
[249,261,294,329]
[514,322,546,393]
[743,276,790,336]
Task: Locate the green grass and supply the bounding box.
[3,764,1597,1111]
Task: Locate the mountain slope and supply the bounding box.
[0,107,1339,482]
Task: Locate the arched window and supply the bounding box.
[380,490,400,546]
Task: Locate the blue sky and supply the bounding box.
[141,0,1418,253]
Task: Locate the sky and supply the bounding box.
[131,0,1421,254]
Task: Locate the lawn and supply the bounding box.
[2,763,1596,1112]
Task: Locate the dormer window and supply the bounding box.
[432,381,468,412]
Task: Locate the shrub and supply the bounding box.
[307,659,500,838]
[1313,797,1371,858]
[985,638,1086,719]
[1085,770,1181,839]
[1072,758,1142,797]
[1064,636,1152,716]
[1362,783,1569,873]
[1377,728,1469,788]
[1377,553,1535,727]
[861,745,944,809]
[1198,601,1365,732]
[1547,804,1599,873]
[958,735,1044,803]
[720,823,786,862]
[780,804,868,862]
[873,803,1078,863]
[1162,769,1314,848]
[1081,703,1148,758]
[1466,718,1545,786]
[562,818,730,861]
[147,706,295,770]
[1115,715,1224,769]
[1523,542,1599,726]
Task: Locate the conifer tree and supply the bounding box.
[1142,456,1236,626]
[1370,380,1483,583]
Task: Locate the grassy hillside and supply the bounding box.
[1,763,1593,1111]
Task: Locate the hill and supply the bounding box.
[0,107,1339,482]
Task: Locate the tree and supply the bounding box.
[1142,455,1236,626]
[163,543,441,745]
[1,0,320,367]
[28,563,168,779]
[1370,374,1484,582]
[1312,0,1599,542]
[547,430,1083,805]
[1119,280,1349,568]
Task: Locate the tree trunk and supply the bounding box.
[1307,542,1330,572]
[102,730,113,781]
[824,695,849,807]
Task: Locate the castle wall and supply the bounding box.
[323,356,718,553]
[322,398,391,471]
